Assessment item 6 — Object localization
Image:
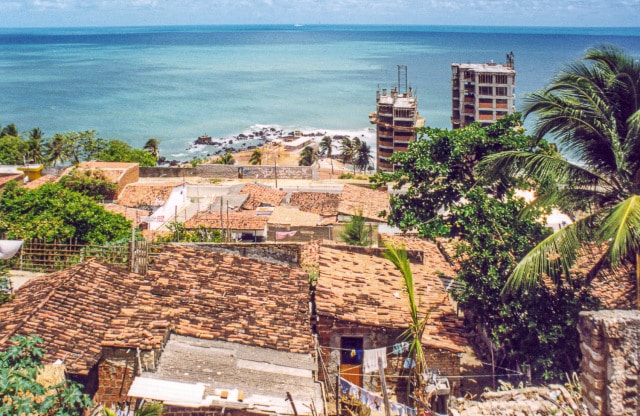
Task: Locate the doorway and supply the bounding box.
[340,337,363,386]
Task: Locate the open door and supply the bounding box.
[340,337,363,387]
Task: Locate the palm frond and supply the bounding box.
[480,151,610,190]
[597,195,640,264]
[503,215,597,293]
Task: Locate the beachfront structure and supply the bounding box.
[370,83,425,171]
[451,52,516,129]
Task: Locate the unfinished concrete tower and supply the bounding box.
[451,52,516,129]
[370,65,425,171]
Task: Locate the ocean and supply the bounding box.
[1,25,639,161]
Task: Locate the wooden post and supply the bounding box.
[336,371,341,416]
[286,392,298,416]
[378,357,391,416]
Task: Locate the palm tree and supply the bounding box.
[480,45,640,301]
[44,133,70,166]
[215,152,235,165]
[26,128,45,164]
[319,135,334,175]
[354,141,373,173]
[249,148,262,165]
[383,243,430,401]
[143,138,161,158]
[298,145,318,166]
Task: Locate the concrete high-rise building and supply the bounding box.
[370,66,425,171]
[451,52,516,129]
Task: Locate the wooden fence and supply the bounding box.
[1,239,146,274]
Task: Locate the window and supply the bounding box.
[495,74,508,84]
[479,86,493,95]
[341,337,363,365]
[496,86,508,96]
[394,108,415,118]
[478,73,492,83]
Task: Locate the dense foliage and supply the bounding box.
[372,115,590,379]
[58,169,119,201]
[481,45,640,294]
[0,335,92,416]
[0,181,131,244]
[339,212,371,246]
[0,126,157,167]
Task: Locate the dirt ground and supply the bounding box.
[7,270,44,291]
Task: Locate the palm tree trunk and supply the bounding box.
[637,251,640,310]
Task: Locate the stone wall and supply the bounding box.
[163,406,254,416]
[578,310,640,415]
[267,225,334,242]
[183,242,304,266]
[140,165,317,180]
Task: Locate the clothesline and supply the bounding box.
[340,377,417,416]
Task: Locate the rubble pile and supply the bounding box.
[449,385,584,416]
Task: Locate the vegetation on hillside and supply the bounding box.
[480,45,640,299]
[0,181,131,244]
[0,126,157,167]
[372,114,592,380]
[0,335,92,415]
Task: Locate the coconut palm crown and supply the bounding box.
[480,45,640,296]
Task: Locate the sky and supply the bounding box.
[1,0,640,28]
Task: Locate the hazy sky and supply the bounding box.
[2,0,640,28]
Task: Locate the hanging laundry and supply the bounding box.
[275,231,297,240]
[392,342,410,355]
[0,240,23,260]
[362,347,387,373]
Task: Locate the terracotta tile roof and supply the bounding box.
[337,184,389,222]
[315,246,466,353]
[184,210,268,231]
[117,182,183,208]
[146,245,312,354]
[103,203,151,227]
[268,206,323,227]
[289,192,340,216]
[22,174,59,190]
[0,245,314,375]
[382,235,456,278]
[0,260,154,375]
[0,173,23,188]
[239,184,286,210]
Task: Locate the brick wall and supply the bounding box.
[578,310,640,415]
[316,316,460,402]
[268,225,333,242]
[93,349,137,407]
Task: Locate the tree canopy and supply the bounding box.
[0,335,92,416]
[372,115,590,379]
[480,45,640,295]
[0,181,131,244]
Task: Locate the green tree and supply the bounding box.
[354,141,373,173]
[97,139,157,167]
[383,243,429,396]
[339,211,370,246]
[480,45,640,297]
[249,148,262,165]
[103,402,165,416]
[58,169,118,202]
[0,265,12,307]
[43,134,72,167]
[0,334,92,416]
[0,135,27,165]
[0,124,18,138]
[298,145,317,166]
[213,152,235,165]
[373,115,587,379]
[319,135,334,174]
[0,181,131,244]
[26,128,45,164]
[143,138,161,158]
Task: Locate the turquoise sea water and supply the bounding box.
[1,25,639,160]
